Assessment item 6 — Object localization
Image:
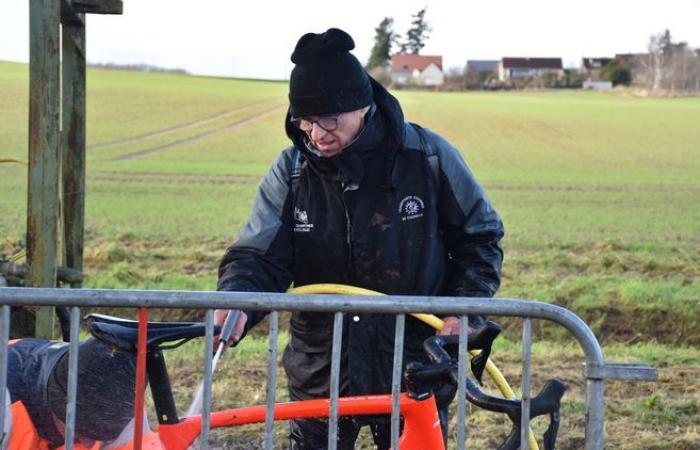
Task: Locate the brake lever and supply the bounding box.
[468,321,500,384]
[543,410,561,450]
[425,320,501,384]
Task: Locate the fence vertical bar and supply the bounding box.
[391,314,406,450]
[28,0,61,339]
[63,306,81,450]
[456,315,469,450]
[61,14,86,290]
[265,311,280,450]
[328,312,344,450]
[586,379,605,450]
[521,318,532,450]
[0,305,10,444]
[201,309,215,449]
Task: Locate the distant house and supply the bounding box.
[465,60,500,89]
[466,60,500,74]
[390,54,444,86]
[581,57,613,81]
[499,57,563,81]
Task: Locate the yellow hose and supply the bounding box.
[0,158,28,166]
[288,283,539,450]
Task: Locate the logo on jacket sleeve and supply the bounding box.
[398,196,425,221]
[294,207,314,232]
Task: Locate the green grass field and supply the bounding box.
[1,60,699,448]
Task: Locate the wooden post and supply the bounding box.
[23,0,123,338]
[62,15,86,289]
[28,0,61,339]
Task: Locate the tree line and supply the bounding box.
[365,8,432,78]
[638,29,700,94]
[364,10,700,95]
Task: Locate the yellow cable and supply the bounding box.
[0,158,28,166]
[9,250,27,263]
[288,283,539,450]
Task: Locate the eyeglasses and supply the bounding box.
[290,113,343,132]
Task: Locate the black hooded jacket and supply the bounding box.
[6,339,70,445]
[218,79,504,398]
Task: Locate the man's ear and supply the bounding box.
[360,105,371,117]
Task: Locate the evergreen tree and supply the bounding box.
[366,17,398,70]
[601,58,632,86]
[400,8,431,55]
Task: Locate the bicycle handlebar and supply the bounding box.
[426,320,501,384]
[407,324,567,450]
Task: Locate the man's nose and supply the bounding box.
[309,122,327,140]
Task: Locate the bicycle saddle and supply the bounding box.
[86,313,221,353]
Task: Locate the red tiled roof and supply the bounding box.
[391,54,443,72]
[502,57,562,69]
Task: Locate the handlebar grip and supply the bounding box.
[430,321,501,354]
[219,310,241,344]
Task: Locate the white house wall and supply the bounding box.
[421,63,444,86]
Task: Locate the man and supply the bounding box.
[216,28,504,449]
[3,337,139,449]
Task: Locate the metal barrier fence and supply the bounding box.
[0,287,657,450]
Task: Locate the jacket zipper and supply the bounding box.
[341,181,358,269]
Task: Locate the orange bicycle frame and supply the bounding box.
[154,393,443,450]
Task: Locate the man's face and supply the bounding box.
[295,106,370,158]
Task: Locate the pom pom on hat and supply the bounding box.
[289,28,372,116]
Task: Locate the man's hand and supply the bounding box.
[214,309,248,347]
[438,316,476,335]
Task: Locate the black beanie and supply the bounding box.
[47,338,136,442]
[289,28,373,117]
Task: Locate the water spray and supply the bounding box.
[185,309,241,417]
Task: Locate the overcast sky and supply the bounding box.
[2,0,699,79]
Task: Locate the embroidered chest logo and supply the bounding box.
[398,196,425,221]
[294,207,314,232]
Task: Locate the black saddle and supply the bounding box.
[85,313,221,353]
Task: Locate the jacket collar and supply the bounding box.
[284,76,407,185]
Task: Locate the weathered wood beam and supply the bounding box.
[28,0,61,338]
[66,0,122,15]
[62,19,86,288]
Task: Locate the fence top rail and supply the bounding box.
[0,287,604,364]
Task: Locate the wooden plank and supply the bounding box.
[28,0,61,339]
[67,0,122,15]
[62,20,86,289]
